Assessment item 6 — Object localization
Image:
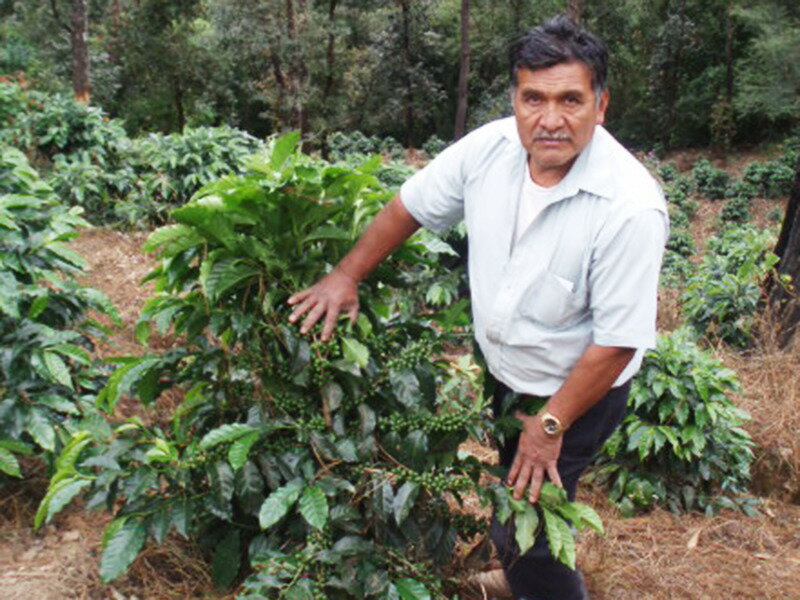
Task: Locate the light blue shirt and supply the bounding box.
[400,117,668,395]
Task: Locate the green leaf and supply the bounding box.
[389,369,421,408]
[27,294,49,319]
[341,337,369,368]
[207,461,235,521]
[258,479,303,530]
[0,448,21,477]
[43,351,73,389]
[26,409,56,452]
[53,431,93,481]
[199,423,256,450]
[35,477,91,528]
[514,503,540,555]
[394,578,431,600]
[270,131,301,170]
[212,529,241,588]
[539,482,567,508]
[542,507,564,560]
[392,481,420,526]
[100,518,147,582]
[228,431,260,470]
[299,485,329,530]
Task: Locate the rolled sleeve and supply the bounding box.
[399,140,468,232]
[589,208,668,349]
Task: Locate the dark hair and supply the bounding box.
[508,14,608,96]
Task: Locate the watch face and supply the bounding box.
[542,417,559,435]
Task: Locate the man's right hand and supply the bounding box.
[287,267,360,341]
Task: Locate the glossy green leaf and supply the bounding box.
[258,479,303,530]
[341,337,369,368]
[392,481,420,526]
[228,431,260,470]
[299,485,329,530]
[514,503,539,555]
[0,448,21,477]
[100,518,147,582]
[199,423,256,450]
[270,131,301,170]
[394,578,431,600]
[212,529,241,588]
[43,351,73,389]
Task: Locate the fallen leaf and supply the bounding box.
[687,528,702,550]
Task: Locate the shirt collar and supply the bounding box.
[498,116,616,201]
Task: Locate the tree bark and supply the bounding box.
[566,0,584,22]
[399,0,414,148]
[767,155,800,346]
[453,0,470,141]
[173,75,185,131]
[725,6,734,102]
[324,0,338,99]
[70,0,91,104]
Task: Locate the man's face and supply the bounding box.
[512,62,609,186]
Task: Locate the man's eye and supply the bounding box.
[564,96,582,106]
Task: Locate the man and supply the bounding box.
[289,14,667,600]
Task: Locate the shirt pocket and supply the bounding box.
[517,269,585,329]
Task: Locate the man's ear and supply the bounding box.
[596,90,610,125]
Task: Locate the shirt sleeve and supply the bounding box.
[399,137,470,232]
[589,208,669,349]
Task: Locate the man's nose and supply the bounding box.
[539,103,565,130]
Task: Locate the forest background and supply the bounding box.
[3,0,800,152]
[3,1,800,599]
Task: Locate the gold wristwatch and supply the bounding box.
[539,411,564,437]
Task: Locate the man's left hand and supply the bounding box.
[507,411,564,503]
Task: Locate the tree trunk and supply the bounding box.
[70,0,91,104]
[566,0,584,22]
[725,6,734,102]
[324,0,338,99]
[399,0,414,148]
[453,0,470,141]
[173,75,185,131]
[767,155,800,346]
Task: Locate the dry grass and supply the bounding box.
[724,327,800,502]
[67,227,158,359]
[0,469,218,600]
[579,487,800,600]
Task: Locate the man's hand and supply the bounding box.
[287,267,359,340]
[507,411,564,504]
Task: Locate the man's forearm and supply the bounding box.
[337,194,421,282]
[542,344,635,429]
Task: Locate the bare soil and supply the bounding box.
[2,164,799,598]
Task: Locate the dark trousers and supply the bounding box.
[490,380,630,600]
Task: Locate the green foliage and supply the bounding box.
[0,147,118,478]
[719,195,751,224]
[595,329,756,516]
[41,135,483,595]
[115,126,264,225]
[691,158,731,200]
[327,131,405,162]
[742,159,795,198]
[682,224,778,346]
[491,482,603,570]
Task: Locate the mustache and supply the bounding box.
[533,134,570,141]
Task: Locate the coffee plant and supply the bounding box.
[327,131,405,162]
[742,159,795,199]
[691,158,731,200]
[0,147,119,479]
[594,329,756,516]
[719,195,751,224]
[40,134,603,595]
[682,224,778,346]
